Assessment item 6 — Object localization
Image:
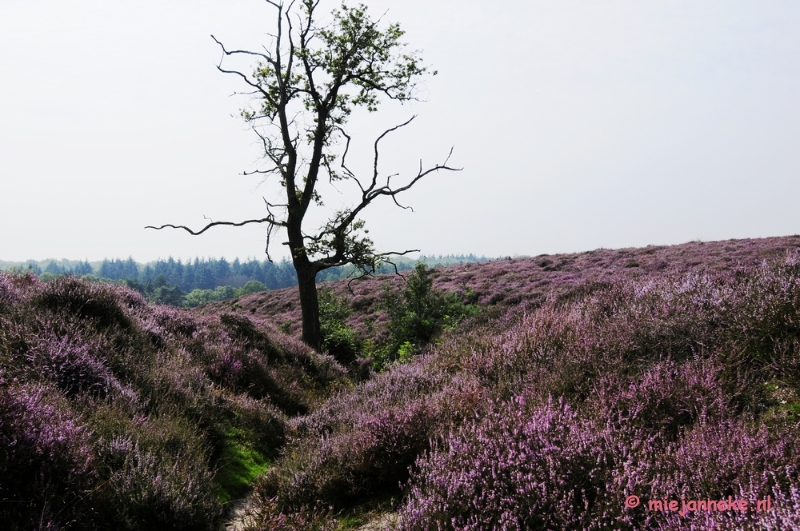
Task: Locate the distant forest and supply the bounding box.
[0,254,492,296]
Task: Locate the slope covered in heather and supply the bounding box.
[4,235,800,530]
[218,236,800,530]
[214,236,800,343]
[0,275,346,530]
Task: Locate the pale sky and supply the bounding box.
[2,0,799,262]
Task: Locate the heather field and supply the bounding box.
[3,236,800,530]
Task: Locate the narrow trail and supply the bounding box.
[355,513,402,530]
[222,496,254,531]
[221,496,402,531]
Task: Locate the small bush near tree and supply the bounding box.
[379,263,479,367]
[318,287,360,365]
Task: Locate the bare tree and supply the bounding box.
[148,0,459,352]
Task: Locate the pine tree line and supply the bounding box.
[4,254,491,293]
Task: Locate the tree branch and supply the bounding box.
[331,141,461,240]
[145,216,285,236]
[211,35,279,109]
[369,116,416,193]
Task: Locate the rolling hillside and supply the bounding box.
[209,235,800,530]
[208,236,800,342]
[2,235,800,530]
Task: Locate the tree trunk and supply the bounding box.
[295,263,321,350]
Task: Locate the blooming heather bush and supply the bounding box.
[219,312,286,363]
[393,255,800,529]
[592,358,733,440]
[209,348,246,388]
[256,358,487,512]
[31,275,133,332]
[723,254,800,367]
[24,329,116,397]
[259,398,440,510]
[618,417,800,530]
[4,238,800,528]
[226,236,800,347]
[602,356,798,528]
[137,304,199,343]
[202,335,309,415]
[0,384,95,530]
[0,272,25,308]
[398,396,622,530]
[228,394,287,453]
[104,441,221,530]
[291,359,450,437]
[399,393,800,530]
[652,485,800,531]
[448,254,800,409]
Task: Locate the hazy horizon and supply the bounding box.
[6,233,800,268]
[0,252,496,268]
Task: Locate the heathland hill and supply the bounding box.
[212,235,800,529]
[2,235,800,530]
[209,235,800,342]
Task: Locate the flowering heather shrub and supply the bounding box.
[219,312,286,362]
[203,335,306,414]
[448,254,800,408]
[457,305,578,395]
[256,358,487,512]
[209,348,246,388]
[134,303,199,345]
[3,237,800,528]
[593,358,732,439]
[221,236,800,349]
[228,394,287,452]
[723,254,800,366]
[398,394,800,530]
[0,272,26,307]
[617,417,800,530]
[261,398,439,509]
[104,441,221,530]
[291,359,450,437]
[398,396,622,530]
[0,383,95,530]
[24,328,116,397]
[260,398,440,510]
[393,254,800,529]
[31,275,133,331]
[652,485,800,531]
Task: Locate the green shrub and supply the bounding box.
[38,271,57,282]
[381,263,479,365]
[240,280,268,295]
[318,287,360,365]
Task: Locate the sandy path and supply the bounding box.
[222,496,255,531]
